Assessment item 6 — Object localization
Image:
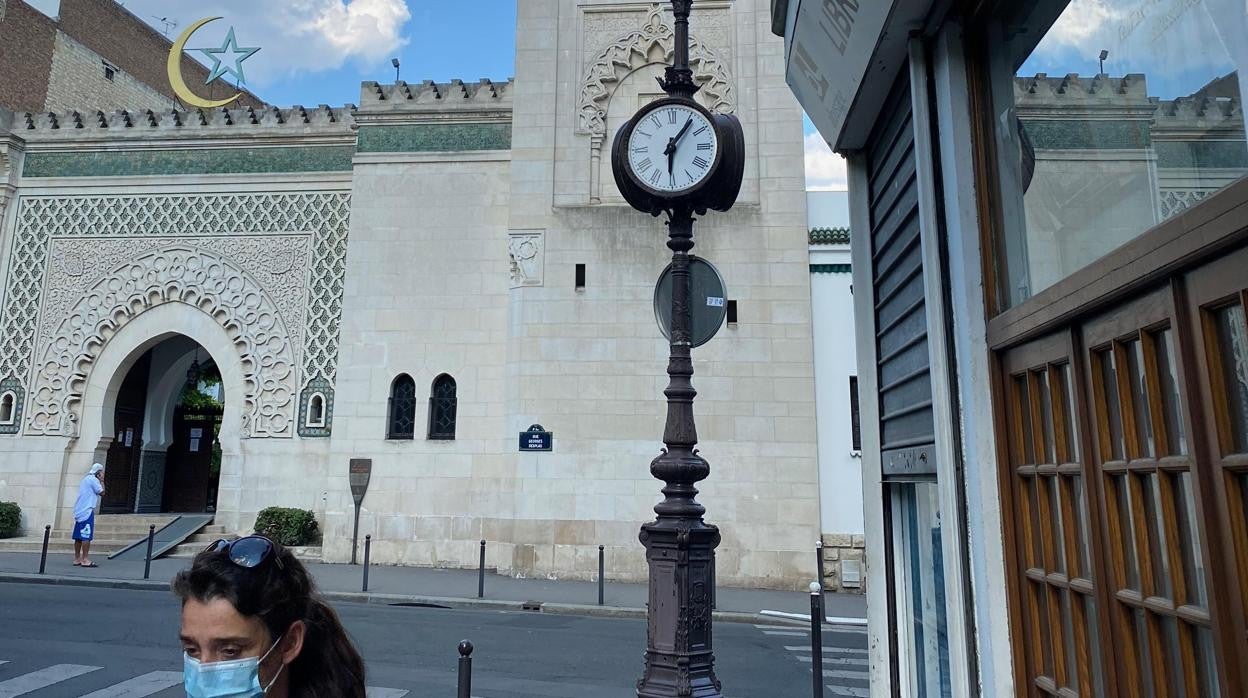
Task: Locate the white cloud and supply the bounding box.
[108,0,412,87]
[1041,0,1122,49]
[804,132,848,191]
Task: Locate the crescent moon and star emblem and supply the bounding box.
[166,17,261,109]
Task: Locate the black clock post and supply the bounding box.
[610,2,743,697]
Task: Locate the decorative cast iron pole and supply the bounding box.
[635,3,723,696]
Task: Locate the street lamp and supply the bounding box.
[610,2,744,696]
[391,57,400,82]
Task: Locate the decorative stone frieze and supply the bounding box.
[508,230,544,288]
[28,246,298,438]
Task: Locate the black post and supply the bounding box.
[351,503,361,565]
[38,524,50,574]
[143,524,155,580]
[362,534,371,592]
[810,583,823,698]
[598,545,605,606]
[477,539,486,599]
[457,640,473,698]
[815,540,824,588]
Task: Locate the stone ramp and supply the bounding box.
[106,514,214,561]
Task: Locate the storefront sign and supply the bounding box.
[519,424,553,452]
[783,0,897,148]
[348,458,372,506]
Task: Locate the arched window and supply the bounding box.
[0,391,14,425]
[427,374,457,440]
[305,393,326,428]
[387,374,416,440]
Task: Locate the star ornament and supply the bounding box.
[197,27,260,85]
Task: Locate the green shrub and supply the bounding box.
[253,507,320,547]
[0,502,20,539]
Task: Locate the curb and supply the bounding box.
[0,571,805,626]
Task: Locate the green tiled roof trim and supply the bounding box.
[810,227,851,244]
[1155,140,1248,170]
[810,263,852,274]
[356,123,512,153]
[22,146,356,177]
[1020,119,1151,150]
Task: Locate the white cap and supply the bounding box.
[89,463,104,475]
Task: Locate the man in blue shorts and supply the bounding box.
[72,463,105,567]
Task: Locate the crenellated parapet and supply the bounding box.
[15,104,358,143]
[356,79,514,124]
[1014,73,1154,120]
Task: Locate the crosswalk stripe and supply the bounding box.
[761,630,808,637]
[821,668,869,680]
[78,671,182,698]
[0,664,101,697]
[784,645,868,655]
[0,662,6,667]
[794,655,867,667]
[827,685,869,697]
[366,688,410,697]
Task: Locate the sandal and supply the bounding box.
[82,562,98,567]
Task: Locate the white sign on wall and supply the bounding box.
[784,0,897,149]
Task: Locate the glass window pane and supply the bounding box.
[1115,474,1141,590]
[987,1,1248,308]
[1048,476,1066,574]
[1039,370,1057,464]
[1057,363,1078,462]
[1154,329,1188,455]
[1016,374,1036,464]
[1084,595,1105,696]
[1072,475,1092,580]
[1143,473,1173,599]
[1101,350,1127,461]
[1173,471,1208,608]
[1060,591,1078,691]
[1125,339,1156,458]
[893,482,953,697]
[1162,616,1184,698]
[1135,609,1156,698]
[1212,303,1248,453]
[1195,626,1220,698]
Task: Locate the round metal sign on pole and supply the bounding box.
[653,256,727,348]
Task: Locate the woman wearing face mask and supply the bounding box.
[173,535,366,697]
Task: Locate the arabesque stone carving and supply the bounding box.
[27,246,297,438]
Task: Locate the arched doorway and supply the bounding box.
[101,335,224,514]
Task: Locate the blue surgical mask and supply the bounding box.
[183,635,284,698]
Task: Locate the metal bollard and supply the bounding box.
[478,539,486,599]
[38,525,50,574]
[457,640,474,698]
[815,540,824,587]
[143,524,155,580]
[598,545,605,605]
[362,535,371,592]
[810,582,823,698]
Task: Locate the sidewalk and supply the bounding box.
[0,551,867,623]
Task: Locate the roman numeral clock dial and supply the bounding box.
[625,103,716,194]
[611,95,744,216]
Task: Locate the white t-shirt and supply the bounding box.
[73,475,103,522]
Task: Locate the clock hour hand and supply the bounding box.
[664,137,676,174]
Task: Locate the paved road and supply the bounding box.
[0,583,867,697]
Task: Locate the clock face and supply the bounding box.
[626,103,718,194]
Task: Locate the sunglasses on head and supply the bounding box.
[203,535,284,570]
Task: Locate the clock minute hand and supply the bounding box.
[671,116,694,148]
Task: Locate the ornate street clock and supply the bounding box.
[610,2,740,697]
[613,97,743,216]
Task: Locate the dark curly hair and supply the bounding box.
[172,540,366,698]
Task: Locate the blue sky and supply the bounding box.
[25,0,844,189]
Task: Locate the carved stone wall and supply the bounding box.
[28,246,298,437]
[0,192,351,437]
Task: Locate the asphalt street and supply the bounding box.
[0,583,868,697]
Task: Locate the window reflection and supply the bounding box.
[990,0,1247,307]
